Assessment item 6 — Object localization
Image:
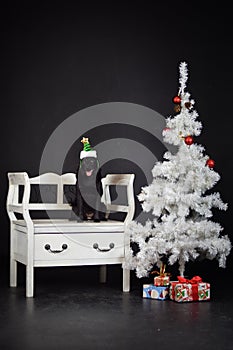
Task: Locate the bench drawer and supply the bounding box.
[34,232,125,262]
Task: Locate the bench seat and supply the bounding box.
[12,219,125,233]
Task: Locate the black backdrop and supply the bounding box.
[1,2,233,285]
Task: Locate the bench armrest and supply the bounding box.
[101,174,135,224]
[7,172,31,221]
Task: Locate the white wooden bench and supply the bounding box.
[6,172,135,297]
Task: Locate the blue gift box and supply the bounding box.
[143,284,169,300]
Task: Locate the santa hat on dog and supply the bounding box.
[80,137,97,159]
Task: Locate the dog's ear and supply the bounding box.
[75,160,82,179]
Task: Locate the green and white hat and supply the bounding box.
[80,137,97,159]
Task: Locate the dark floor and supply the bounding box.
[0,264,233,350]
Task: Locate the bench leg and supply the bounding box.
[26,265,34,298]
[122,268,130,292]
[10,229,17,287]
[10,258,17,287]
[99,265,107,283]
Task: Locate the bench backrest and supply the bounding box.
[7,172,135,223]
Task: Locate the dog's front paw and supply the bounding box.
[76,214,84,222]
[69,210,78,221]
[93,212,100,222]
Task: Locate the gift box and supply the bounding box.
[143,284,169,300]
[154,275,170,286]
[169,276,210,302]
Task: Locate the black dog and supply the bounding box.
[70,157,106,222]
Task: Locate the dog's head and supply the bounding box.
[80,156,99,177]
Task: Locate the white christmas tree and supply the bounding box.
[124,61,232,278]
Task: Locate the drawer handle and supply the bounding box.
[44,243,68,254]
[93,242,115,252]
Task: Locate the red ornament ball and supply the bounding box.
[173,95,181,104]
[206,158,215,168]
[163,127,170,132]
[184,135,194,145]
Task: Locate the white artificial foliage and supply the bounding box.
[123,61,232,278]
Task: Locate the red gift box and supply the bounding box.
[154,275,170,286]
[170,276,210,302]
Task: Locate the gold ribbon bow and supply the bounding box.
[151,263,171,277]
